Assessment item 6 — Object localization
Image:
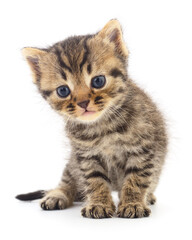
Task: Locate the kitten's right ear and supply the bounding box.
[22,47,47,83]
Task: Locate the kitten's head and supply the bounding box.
[23,20,129,123]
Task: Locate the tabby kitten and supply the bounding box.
[16,20,167,218]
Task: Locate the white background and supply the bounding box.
[1,0,192,239]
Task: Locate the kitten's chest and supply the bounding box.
[98,135,125,158]
[94,136,128,175]
[78,133,128,164]
[99,137,126,190]
[73,134,129,190]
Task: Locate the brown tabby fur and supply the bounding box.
[19,20,167,218]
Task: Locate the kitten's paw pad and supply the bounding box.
[81,204,115,218]
[40,189,68,210]
[117,203,151,218]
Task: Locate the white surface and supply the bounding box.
[1,0,192,239]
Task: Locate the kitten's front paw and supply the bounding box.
[81,204,116,219]
[117,203,151,218]
[40,189,69,210]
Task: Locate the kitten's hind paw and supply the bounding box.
[117,203,151,218]
[81,204,116,219]
[147,193,156,205]
[40,189,70,210]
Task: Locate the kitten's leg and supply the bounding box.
[81,177,116,218]
[117,160,155,218]
[40,165,76,210]
[80,159,115,218]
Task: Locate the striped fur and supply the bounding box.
[18,20,168,218]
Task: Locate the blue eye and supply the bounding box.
[56,85,70,98]
[91,75,106,89]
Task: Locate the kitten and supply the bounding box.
[16,20,168,218]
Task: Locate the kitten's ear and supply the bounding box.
[22,47,47,83]
[97,19,128,57]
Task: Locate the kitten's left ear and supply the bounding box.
[22,47,47,83]
[97,19,128,57]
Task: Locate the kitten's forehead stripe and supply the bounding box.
[79,37,90,72]
[87,63,92,74]
[54,47,72,73]
[60,69,67,80]
[51,35,94,78]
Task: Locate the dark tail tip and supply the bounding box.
[15,190,45,201]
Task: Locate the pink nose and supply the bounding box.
[77,100,90,109]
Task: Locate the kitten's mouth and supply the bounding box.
[78,109,102,121]
[82,110,96,116]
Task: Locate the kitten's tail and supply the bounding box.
[15,190,46,201]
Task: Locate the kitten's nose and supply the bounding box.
[77,100,90,109]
